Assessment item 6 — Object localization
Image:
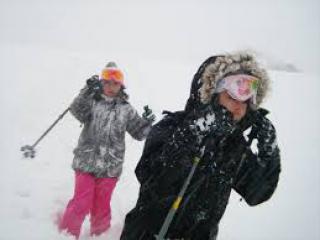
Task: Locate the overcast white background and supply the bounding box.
[0,0,319,239]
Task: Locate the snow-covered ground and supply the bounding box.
[1,0,319,239]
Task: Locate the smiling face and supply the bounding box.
[218,91,248,121]
[102,80,122,97]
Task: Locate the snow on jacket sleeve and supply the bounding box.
[126,105,152,141]
[233,122,281,206]
[69,86,94,123]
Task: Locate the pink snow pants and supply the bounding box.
[58,171,118,239]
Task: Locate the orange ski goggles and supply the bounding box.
[100,69,124,86]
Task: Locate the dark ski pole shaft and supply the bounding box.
[21,107,70,158]
[155,147,205,240]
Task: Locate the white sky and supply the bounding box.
[0,0,319,73]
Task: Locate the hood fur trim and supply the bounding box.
[200,52,270,106]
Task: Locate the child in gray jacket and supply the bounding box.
[58,62,154,239]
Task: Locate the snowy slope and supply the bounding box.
[1,0,319,240]
[1,48,319,240]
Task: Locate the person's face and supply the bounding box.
[102,80,122,97]
[218,91,248,121]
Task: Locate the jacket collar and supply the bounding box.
[101,91,128,104]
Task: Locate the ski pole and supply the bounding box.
[20,107,70,158]
[155,147,205,240]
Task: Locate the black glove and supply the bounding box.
[142,105,156,123]
[86,75,103,94]
[251,110,278,158]
[86,75,103,101]
[189,104,235,142]
[159,124,206,170]
[167,104,234,159]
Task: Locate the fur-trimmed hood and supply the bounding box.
[185,52,270,112]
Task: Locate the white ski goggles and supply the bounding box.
[215,74,259,104]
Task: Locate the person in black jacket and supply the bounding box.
[120,52,281,240]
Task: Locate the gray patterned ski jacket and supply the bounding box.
[70,87,152,178]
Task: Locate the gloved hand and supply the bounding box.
[189,104,235,141]
[142,105,156,123]
[168,123,200,159]
[86,75,103,95]
[251,110,278,158]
